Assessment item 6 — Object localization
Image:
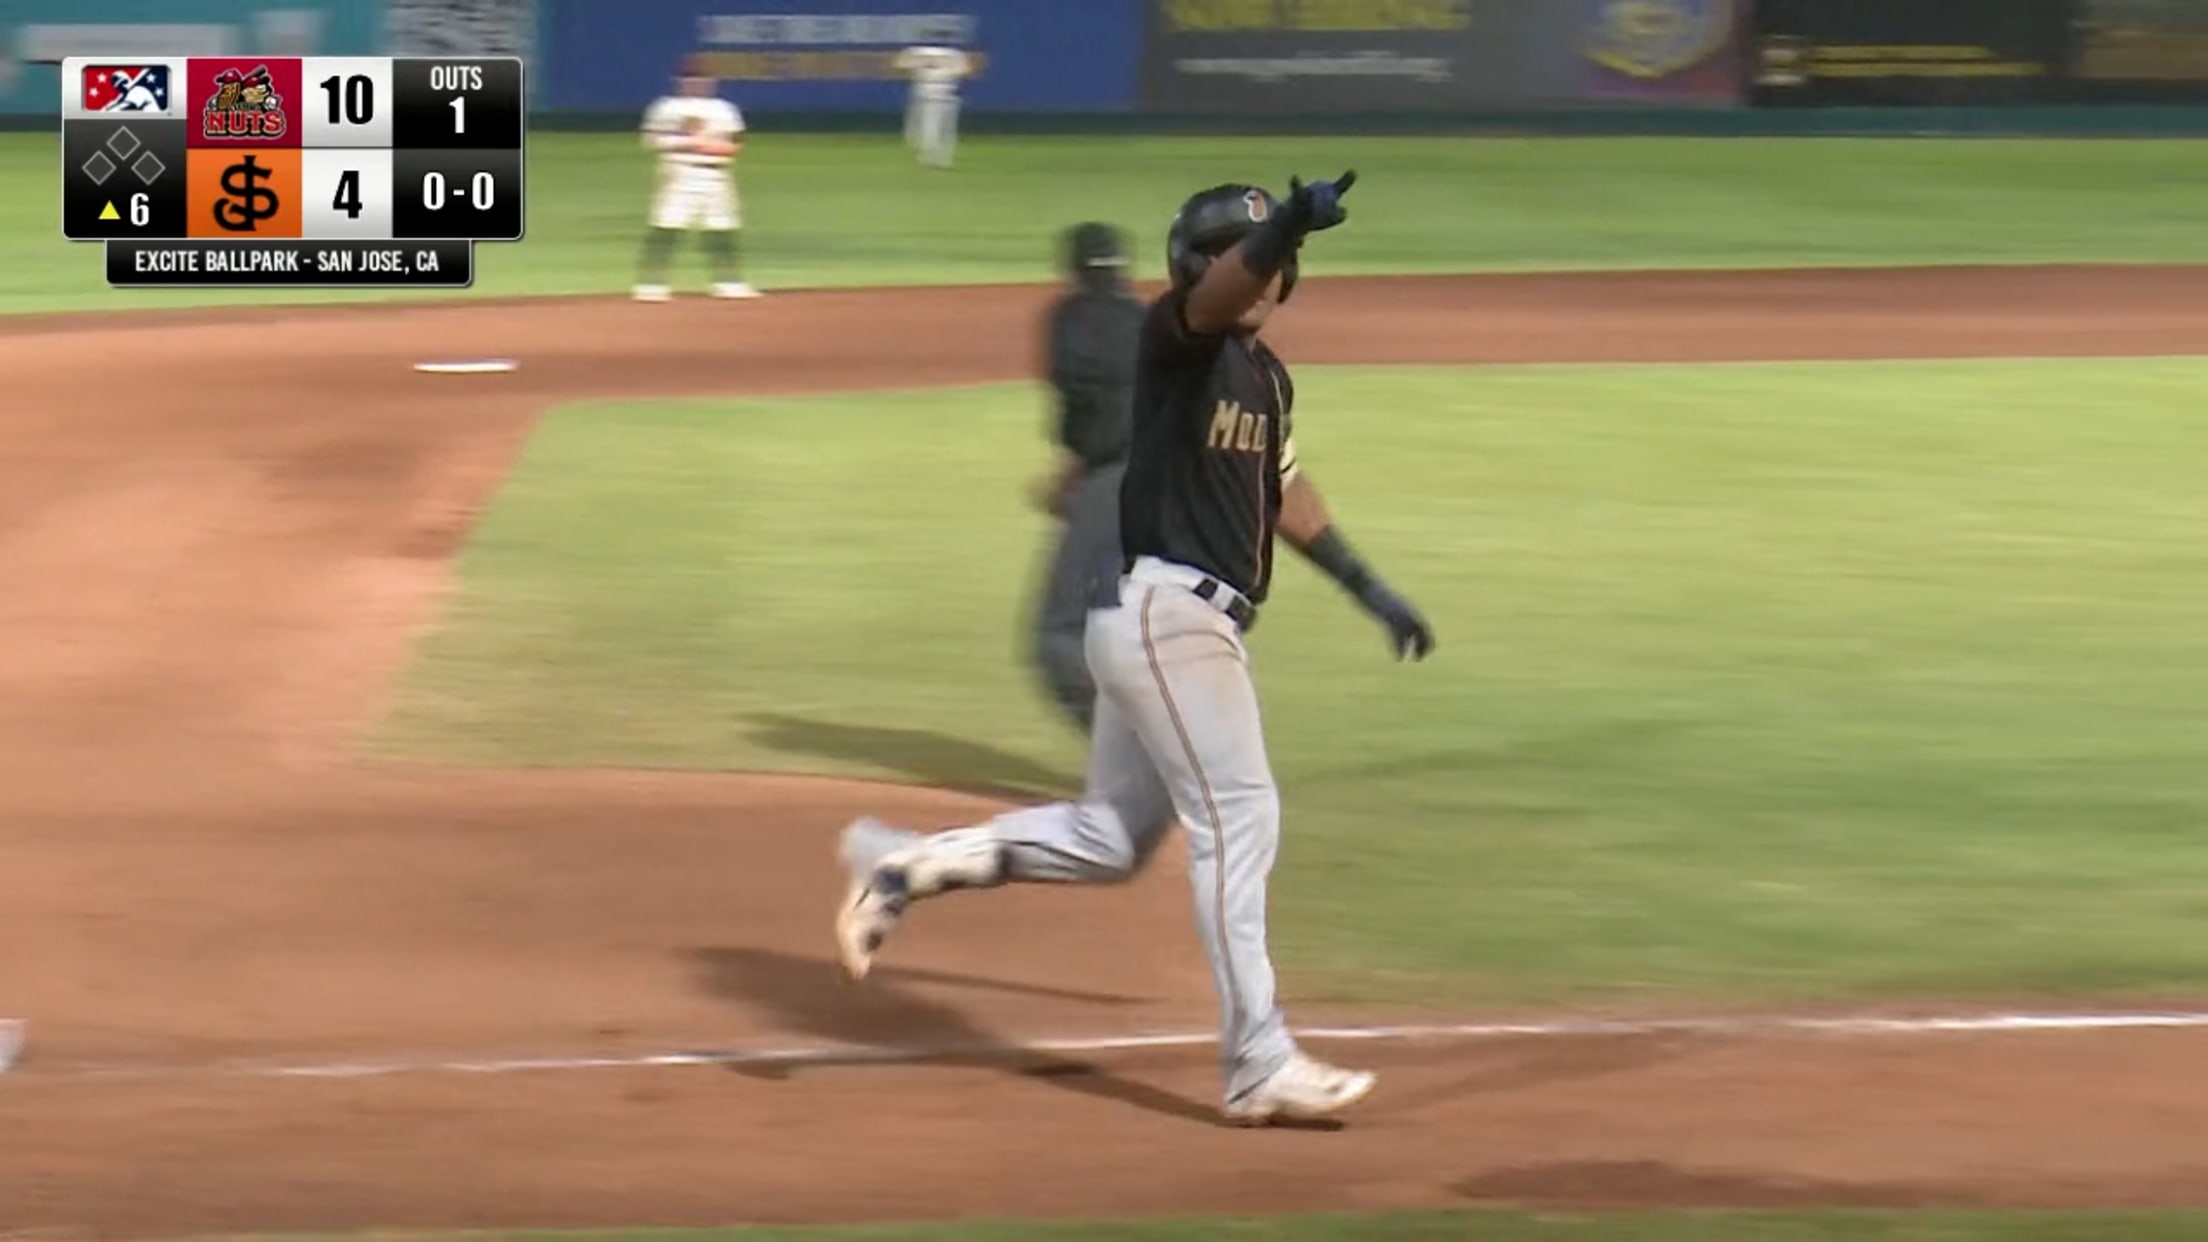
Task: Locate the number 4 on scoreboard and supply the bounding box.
[333,169,363,220]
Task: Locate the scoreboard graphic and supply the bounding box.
[62,57,525,289]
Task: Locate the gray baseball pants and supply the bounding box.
[861,555,1297,1103]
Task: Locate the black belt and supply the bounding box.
[1193,577,1258,633]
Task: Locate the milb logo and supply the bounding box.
[83,65,172,113]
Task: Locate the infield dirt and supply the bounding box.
[5,266,2208,1235]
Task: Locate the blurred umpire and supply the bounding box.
[1027,222,1145,734]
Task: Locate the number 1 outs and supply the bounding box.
[388,58,521,149]
[428,64,483,136]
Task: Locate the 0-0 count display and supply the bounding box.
[392,147,521,239]
[422,171,497,211]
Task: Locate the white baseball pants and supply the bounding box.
[907,89,960,167]
[651,164,739,231]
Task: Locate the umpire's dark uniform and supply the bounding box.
[1030,222,1144,733]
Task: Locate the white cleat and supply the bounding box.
[834,817,917,982]
[632,284,672,303]
[711,281,763,299]
[1223,1052,1377,1127]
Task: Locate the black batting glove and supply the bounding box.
[1279,169,1357,238]
[1356,579,1434,662]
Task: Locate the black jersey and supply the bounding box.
[1119,288,1299,605]
[1044,283,1145,470]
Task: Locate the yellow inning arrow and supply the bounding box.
[99,201,120,221]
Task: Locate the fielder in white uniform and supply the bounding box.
[894,45,971,169]
[634,60,759,302]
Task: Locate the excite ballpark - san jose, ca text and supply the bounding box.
[132,245,449,274]
[103,238,476,287]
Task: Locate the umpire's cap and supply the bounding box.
[1064,221,1129,276]
[1167,183,1296,302]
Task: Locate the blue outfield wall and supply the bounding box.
[541,0,1145,114]
[0,0,1746,119]
[537,0,1742,117]
[7,0,2208,132]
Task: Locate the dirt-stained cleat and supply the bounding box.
[1223,1052,1376,1126]
[834,817,917,981]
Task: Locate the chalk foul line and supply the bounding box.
[16,1008,2208,1084]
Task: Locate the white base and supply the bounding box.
[414,360,518,375]
[712,282,763,299]
[632,284,672,303]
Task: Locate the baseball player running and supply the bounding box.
[893,44,971,169]
[634,58,760,302]
[1028,222,1145,734]
[837,172,1435,1125]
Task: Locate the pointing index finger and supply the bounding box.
[1335,169,1358,194]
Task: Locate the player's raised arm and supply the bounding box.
[1184,170,1355,336]
[1277,466,1434,661]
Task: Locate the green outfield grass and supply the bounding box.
[267,1211,2208,1240]
[377,358,2208,1007]
[7,132,2208,314]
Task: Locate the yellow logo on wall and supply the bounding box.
[1583,0,1736,79]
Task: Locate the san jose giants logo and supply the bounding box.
[202,64,287,139]
[1583,0,1736,79]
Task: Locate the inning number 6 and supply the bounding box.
[130,192,149,227]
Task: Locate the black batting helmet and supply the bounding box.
[1166,183,1297,303]
[1063,221,1129,276]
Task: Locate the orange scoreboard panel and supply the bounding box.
[63,56,526,288]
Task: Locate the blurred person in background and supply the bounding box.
[634,56,760,301]
[1027,222,1144,734]
[893,43,972,168]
